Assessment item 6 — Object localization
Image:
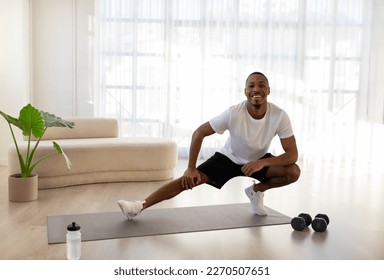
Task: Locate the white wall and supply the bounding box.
[0,0,95,166]
[356,0,384,123]
[75,0,96,116]
[367,0,384,123]
[31,0,75,115]
[31,0,95,116]
[0,0,30,165]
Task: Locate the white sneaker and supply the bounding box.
[244,186,268,216]
[117,200,145,220]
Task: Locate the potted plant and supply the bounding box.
[0,104,75,202]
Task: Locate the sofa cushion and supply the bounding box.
[9,137,177,189]
[28,118,119,140]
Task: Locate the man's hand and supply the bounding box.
[241,160,265,176]
[182,168,201,190]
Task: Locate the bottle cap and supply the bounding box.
[67,222,81,231]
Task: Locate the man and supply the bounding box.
[118,71,300,219]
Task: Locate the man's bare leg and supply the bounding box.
[118,172,209,219]
[253,164,300,192]
[143,172,210,209]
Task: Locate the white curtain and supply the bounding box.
[96,0,383,164]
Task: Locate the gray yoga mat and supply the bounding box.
[47,203,291,244]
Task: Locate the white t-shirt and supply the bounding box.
[209,101,293,164]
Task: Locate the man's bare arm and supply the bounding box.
[182,122,215,188]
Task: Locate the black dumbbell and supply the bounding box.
[311,214,330,232]
[291,213,312,231]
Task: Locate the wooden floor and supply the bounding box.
[0,152,383,260]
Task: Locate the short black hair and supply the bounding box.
[246,72,269,85]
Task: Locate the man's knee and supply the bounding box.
[287,164,300,183]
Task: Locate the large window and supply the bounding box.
[97,0,370,158]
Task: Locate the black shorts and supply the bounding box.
[196,152,274,189]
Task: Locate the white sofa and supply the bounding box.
[7,118,178,189]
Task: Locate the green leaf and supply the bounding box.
[0,111,23,129]
[53,141,72,170]
[18,104,45,138]
[41,111,75,128]
[53,141,63,154]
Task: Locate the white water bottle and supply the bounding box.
[66,222,81,260]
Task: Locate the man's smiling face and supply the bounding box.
[244,73,270,109]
